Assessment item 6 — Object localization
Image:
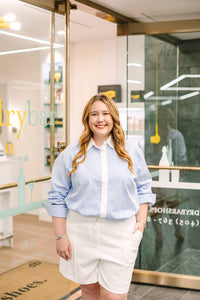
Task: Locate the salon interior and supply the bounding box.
[0,0,200,299]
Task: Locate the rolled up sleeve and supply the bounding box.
[42,150,72,217]
[134,146,156,206]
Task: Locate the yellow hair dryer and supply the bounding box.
[5,142,14,155]
[150,123,160,144]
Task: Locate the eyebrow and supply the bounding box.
[90,110,109,113]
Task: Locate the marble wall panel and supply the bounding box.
[144,35,200,167]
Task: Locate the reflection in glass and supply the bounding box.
[126,34,200,278]
[28,182,35,202]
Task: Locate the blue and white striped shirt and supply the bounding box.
[43,137,156,220]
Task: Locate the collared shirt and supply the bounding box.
[43,137,156,220]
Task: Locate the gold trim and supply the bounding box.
[1,165,199,190]
[72,0,135,24]
[20,0,65,14]
[65,0,70,145]
[0,175,51,191]
[117,19,200,36]
[50,12,55,171]
[132,269,200,290]
[147,165,200,171]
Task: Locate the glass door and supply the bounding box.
[0,1,72,298]
[125,33,200,288]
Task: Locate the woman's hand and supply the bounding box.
[134,203,148,234]
[56,236,72,261]
[133,222,145,234]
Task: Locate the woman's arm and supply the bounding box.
[131,144,156,234]
[52,217,72,261]
[134,203,148,234]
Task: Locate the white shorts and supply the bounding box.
[59,210,143,294]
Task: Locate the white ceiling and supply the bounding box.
[85,0,200,22]
[0,0,199,54]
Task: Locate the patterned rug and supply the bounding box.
[0,260,81,300]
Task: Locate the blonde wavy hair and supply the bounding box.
[68,94,134,176]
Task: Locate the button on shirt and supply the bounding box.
[43,137,156,220]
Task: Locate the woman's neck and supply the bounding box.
[92,135,110,147]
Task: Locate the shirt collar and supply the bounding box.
[87,135,114,152]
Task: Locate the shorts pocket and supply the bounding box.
[123,230,142,265]
[134,230,143,246]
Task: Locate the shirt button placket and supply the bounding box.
[100,145,108,219]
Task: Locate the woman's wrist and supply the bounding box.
[56,233,67,240]
[136,221,146,228]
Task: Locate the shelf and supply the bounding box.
[44,102,63,105]
[44,81,62,85]
[45,125,63,129]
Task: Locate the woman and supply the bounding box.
[43,94,156,300]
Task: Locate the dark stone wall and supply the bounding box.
[140,37,200,274]
[144,35,200,169]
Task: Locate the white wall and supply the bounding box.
[0,38,119,174]
[70,38,117,143]
[0,37,120,219]
[0,51,43,180]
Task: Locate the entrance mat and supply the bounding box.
[0,260,81,300]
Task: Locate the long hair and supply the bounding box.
[68,94,134,176]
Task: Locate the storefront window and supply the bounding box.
[0,0,66,286]
[126,33,200,278]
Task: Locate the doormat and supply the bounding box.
[0,260,81,300]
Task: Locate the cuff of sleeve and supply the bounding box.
[41,203,68,218]
[138,193,156,206]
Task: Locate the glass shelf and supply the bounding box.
[44,102,63,105]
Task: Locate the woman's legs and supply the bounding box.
[80,283,128,300]
[100,286,128,300]
[81,282,101,300]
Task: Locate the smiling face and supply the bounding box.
[88,100,113,146]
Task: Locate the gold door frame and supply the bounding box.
[71,1,200,290]
[21,0,70,171]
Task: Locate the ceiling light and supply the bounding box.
[127,63,142,67]
[160,75,185,90]
[0,13,21,30]
[0,45,63,56]
[0,22,21,30]
[0,30,62,48]
[0,30,50,44]
[163,87,200,91]
[0,13,16,23]
[144,91,154,99]
[0,30,63,56]
[128,80,141,84]
[10,22,21,30]
[180,91,199,100]
[57,30,65,35]
[161,100,172,105]
[145,92,199,101]
[160,74,200,91]
[147,96,178,100]
[0,47,51,56]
